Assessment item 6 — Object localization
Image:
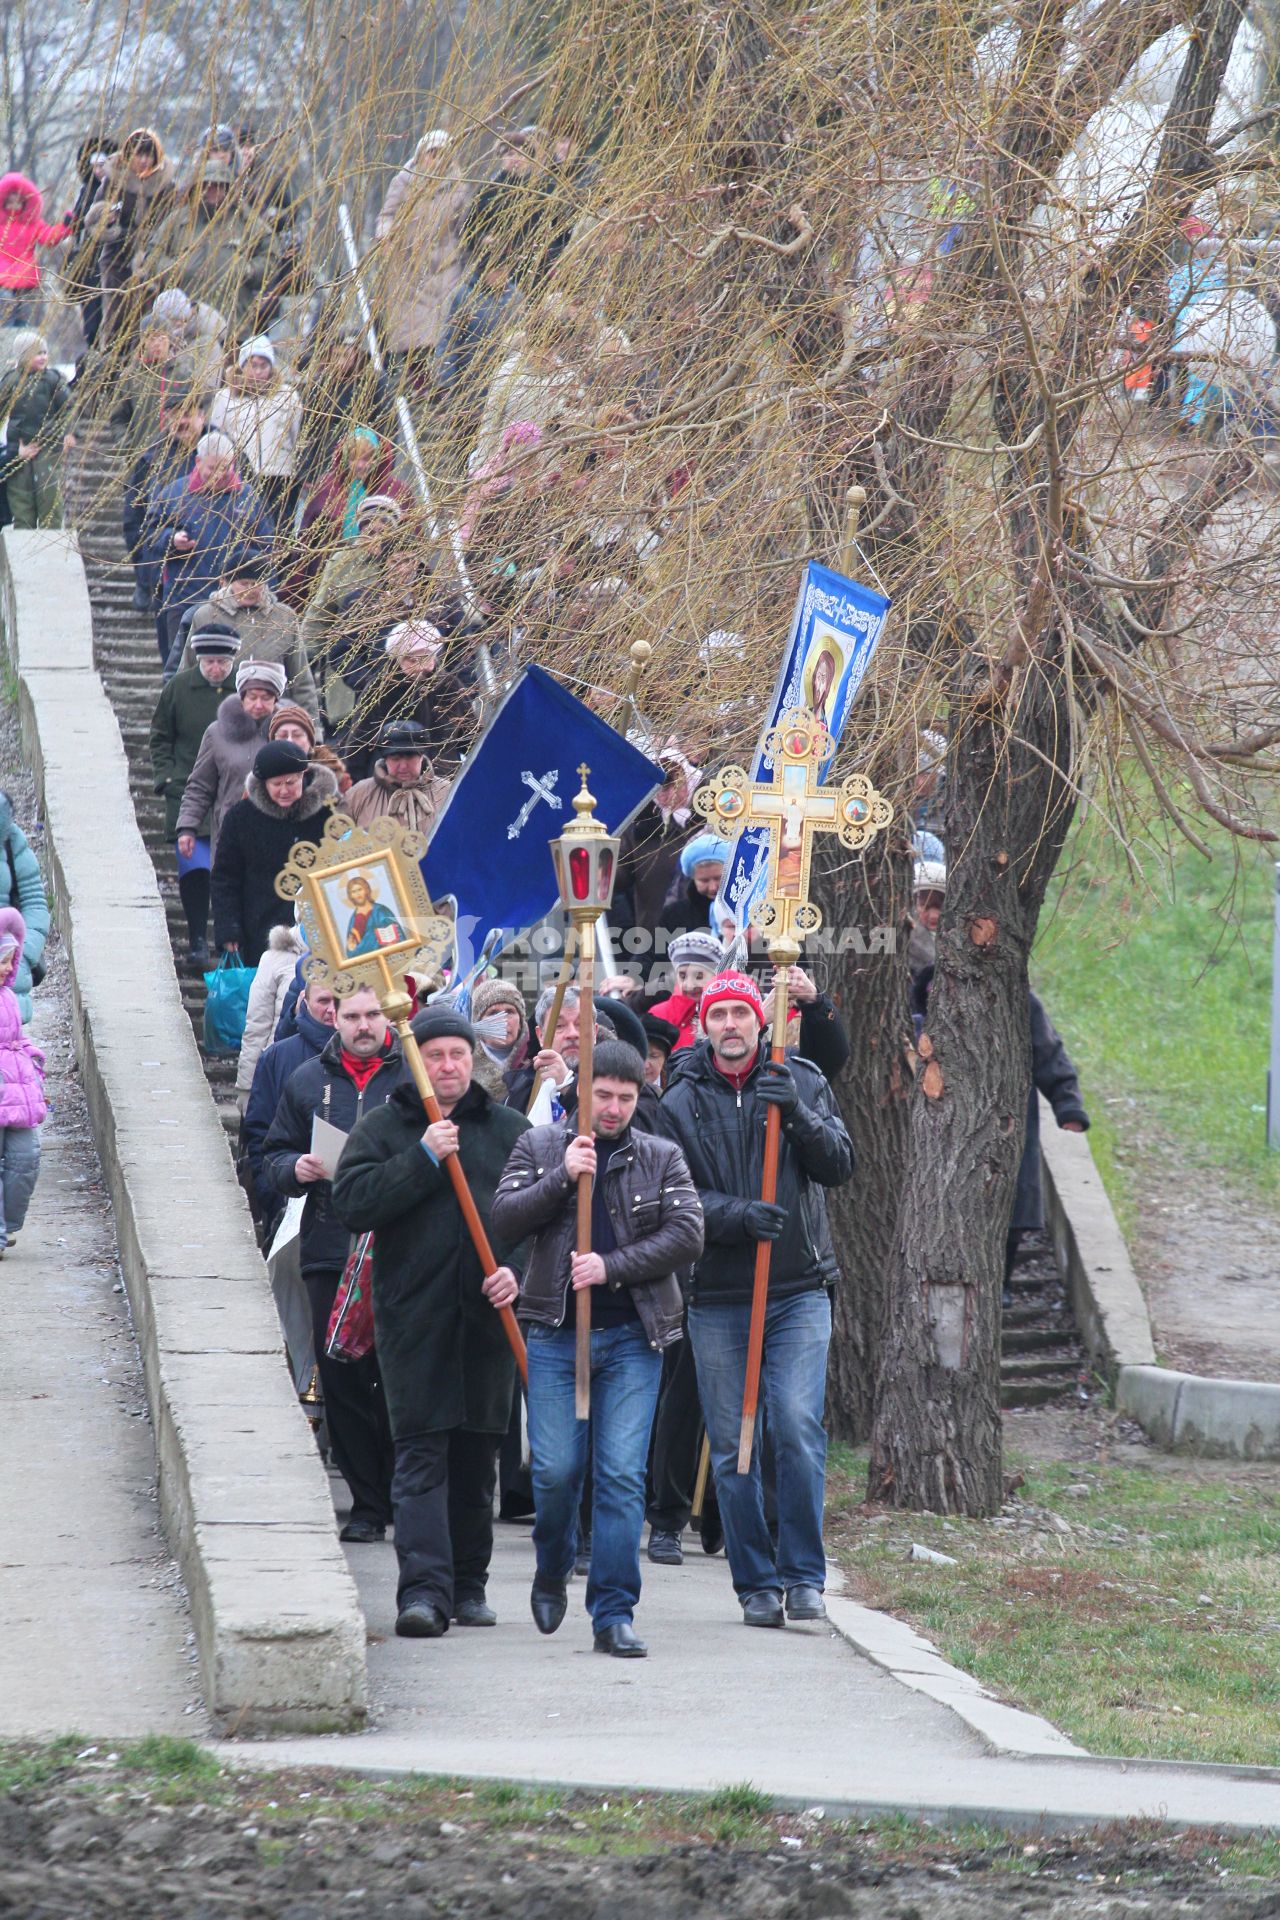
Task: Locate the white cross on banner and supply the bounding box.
[507,769,563,840]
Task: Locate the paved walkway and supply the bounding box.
[226,1505,1280,1834]
[0,984,200,1739]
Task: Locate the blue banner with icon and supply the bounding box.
[720,560,891,933]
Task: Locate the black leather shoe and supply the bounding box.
[699,1509,724,1556]
[785,1584,827,1621]
[395,1600,448,1638]
[339,1519,386,1544]
[594,1622,648,1658]
[742,1590,785,1628]
[453,1597,497,1627]
[573,1535,592,1577]
[646,1528,683,1566]
[530,1580,568,1635]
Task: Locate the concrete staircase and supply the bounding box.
[1001,1231,1088,1409]
[64,428,242,1139]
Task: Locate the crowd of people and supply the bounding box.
[0,109,1093,1658]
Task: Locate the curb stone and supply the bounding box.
[1,526,367,1732]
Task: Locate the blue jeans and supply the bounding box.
[526,1320,662,1632]
[688,1288,831,1600]
[0,1125,41,1246]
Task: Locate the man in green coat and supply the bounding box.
[138,155,277,332]
[332,1004,530,1640]
[148,624,238,959]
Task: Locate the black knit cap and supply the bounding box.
[253,740,309,781]
[411,1004,476,1049]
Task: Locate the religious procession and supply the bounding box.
[4,0,1280,1893]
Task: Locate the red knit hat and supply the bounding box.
[698,971,766,1027]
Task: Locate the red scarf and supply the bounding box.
[341,1045,387,1091]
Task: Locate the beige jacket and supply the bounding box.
[344,758,450,840]
[374,162,468,354]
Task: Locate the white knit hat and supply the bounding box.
[237,334,276,368]
[384,620,443,657]
[668,928,724,970]
[913,859,947,894]
[235,658,287,696]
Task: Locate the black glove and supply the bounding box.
[744,1201,787,1241]
[757,1061,799,1116]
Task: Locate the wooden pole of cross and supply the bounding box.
[694,709,893,1473]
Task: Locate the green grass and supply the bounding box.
[4,1742,1280,1880]
[827,1449,1280,1766]
[1033,792,1280,1227]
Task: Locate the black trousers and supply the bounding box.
[392,1427,499,1615]
[646,1334,703,1532]
[306,1271,394,1528]
[178,867,210,947]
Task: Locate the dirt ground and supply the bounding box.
[2,1767,1279,1920]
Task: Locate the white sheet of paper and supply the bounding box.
[310,1114,350,1179]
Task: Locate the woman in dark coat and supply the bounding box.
[210,743,336,963]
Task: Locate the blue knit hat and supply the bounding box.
[679,832,732,877]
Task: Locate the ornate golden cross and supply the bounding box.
[694,707,893,961]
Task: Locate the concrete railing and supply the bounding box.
[1,526,367,1732]
[1039,1095,1280,1461]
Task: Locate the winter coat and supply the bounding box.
[492,1122,702,1350]
[175,694,271,853]
[0,980,46,1128]
[143,470,274,628]
[617,804,698,937]
[291,361,397,506]
[344,758,450,840]
[123,437,197,596]
[374,163,468,353]
[210,378,303,479]
[108,347,201,452]
[94,153,176,272]
[0,366,70,448]
[337,663,475,784]
[332,1076,531,1437]
[211,765,338,964]
[0,799,50,1025]
[236,923,306,1094]
[149,665,232,838]
[0,173,69,289]
[263,1031,405,1274]
[657,1039,853,1307]
[178,587,317,716]
[1014,991,1090,1234]
[435,277,523,394]
[241,998,334,1190]
[139,193,276,328]
[285,437,409,605]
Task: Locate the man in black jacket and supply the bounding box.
[491,1041,704,1658]
[263,985,401,1544]
[332,1006,529,1640]
[658,972,853,1630]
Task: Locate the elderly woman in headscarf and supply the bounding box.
[286,426,411,603]
[337,618,476,784]
[373,128,470,386]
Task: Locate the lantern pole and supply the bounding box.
[550,765,621,1420]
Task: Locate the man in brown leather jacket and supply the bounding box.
[491,1040,703,1658]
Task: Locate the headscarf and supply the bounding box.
[340,427,382,539]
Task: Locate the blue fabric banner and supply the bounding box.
[720,560,891,932]
[422,664,664,974]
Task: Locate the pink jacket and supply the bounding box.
[0,173,70,290]
[0,982,45,1128]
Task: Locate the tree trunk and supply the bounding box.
[867,667,1076,1513]
[819,829,913,1441]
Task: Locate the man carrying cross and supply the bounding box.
[657,971,853,1627]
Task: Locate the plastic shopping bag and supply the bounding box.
[202,951,256,1056]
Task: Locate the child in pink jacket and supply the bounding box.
[0,173,70,326]
[0,908,46,1255]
